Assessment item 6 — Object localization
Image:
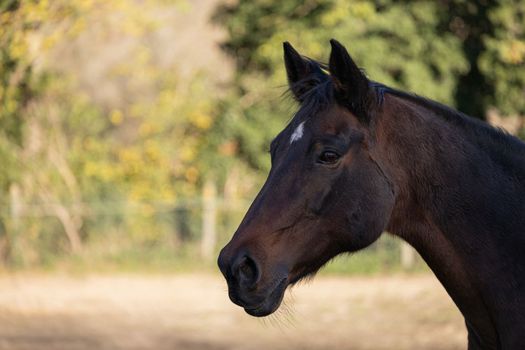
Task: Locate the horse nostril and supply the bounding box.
[239,257,255,281]
[233,254,259,287]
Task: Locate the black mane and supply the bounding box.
[378,85,525,175]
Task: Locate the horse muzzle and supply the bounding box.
[218,248,288,317]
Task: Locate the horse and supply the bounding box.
[218,39,525,349]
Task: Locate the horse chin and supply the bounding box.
[243,278,288,317]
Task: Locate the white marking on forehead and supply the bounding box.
[289,121,305,144]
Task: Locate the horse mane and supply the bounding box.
[289,57,377,122]
[287,57,333,115]
[378,85,525,172]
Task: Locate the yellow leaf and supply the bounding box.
[110,109,124,125]
[185,167,199,184]
[190,111,212,130]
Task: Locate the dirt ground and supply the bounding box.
[0,273,467,350]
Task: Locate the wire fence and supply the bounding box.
[0,184,421,271]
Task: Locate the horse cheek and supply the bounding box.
[343,169,394,251]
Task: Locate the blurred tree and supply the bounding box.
[0,0,33,192]
[439,0,496,119]
[479,0,525,116]
[215,0,525,135]
[442,0,525,119]
[214,0,469,177]
[0,0,228,266]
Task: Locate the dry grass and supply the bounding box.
[0,273,466,350]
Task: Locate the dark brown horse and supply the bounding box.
[218,40,525,349]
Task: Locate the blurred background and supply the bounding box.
[0,0,523,349]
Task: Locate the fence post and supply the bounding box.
[400,241,416,270]
[201,179,217,260]
[4,184,22,264]
[9,184,22,231]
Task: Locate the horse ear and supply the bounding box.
[329,39,371,115]
[283,42,316,102]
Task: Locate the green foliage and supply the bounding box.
[216,0,470,101]
[480,0,525,116]
[216,0,525,127]
[0,0,31,190]
[213,0,471,176]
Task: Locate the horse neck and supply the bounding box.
[374,94,525,345]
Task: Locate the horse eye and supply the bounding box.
[318,150,340,164]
